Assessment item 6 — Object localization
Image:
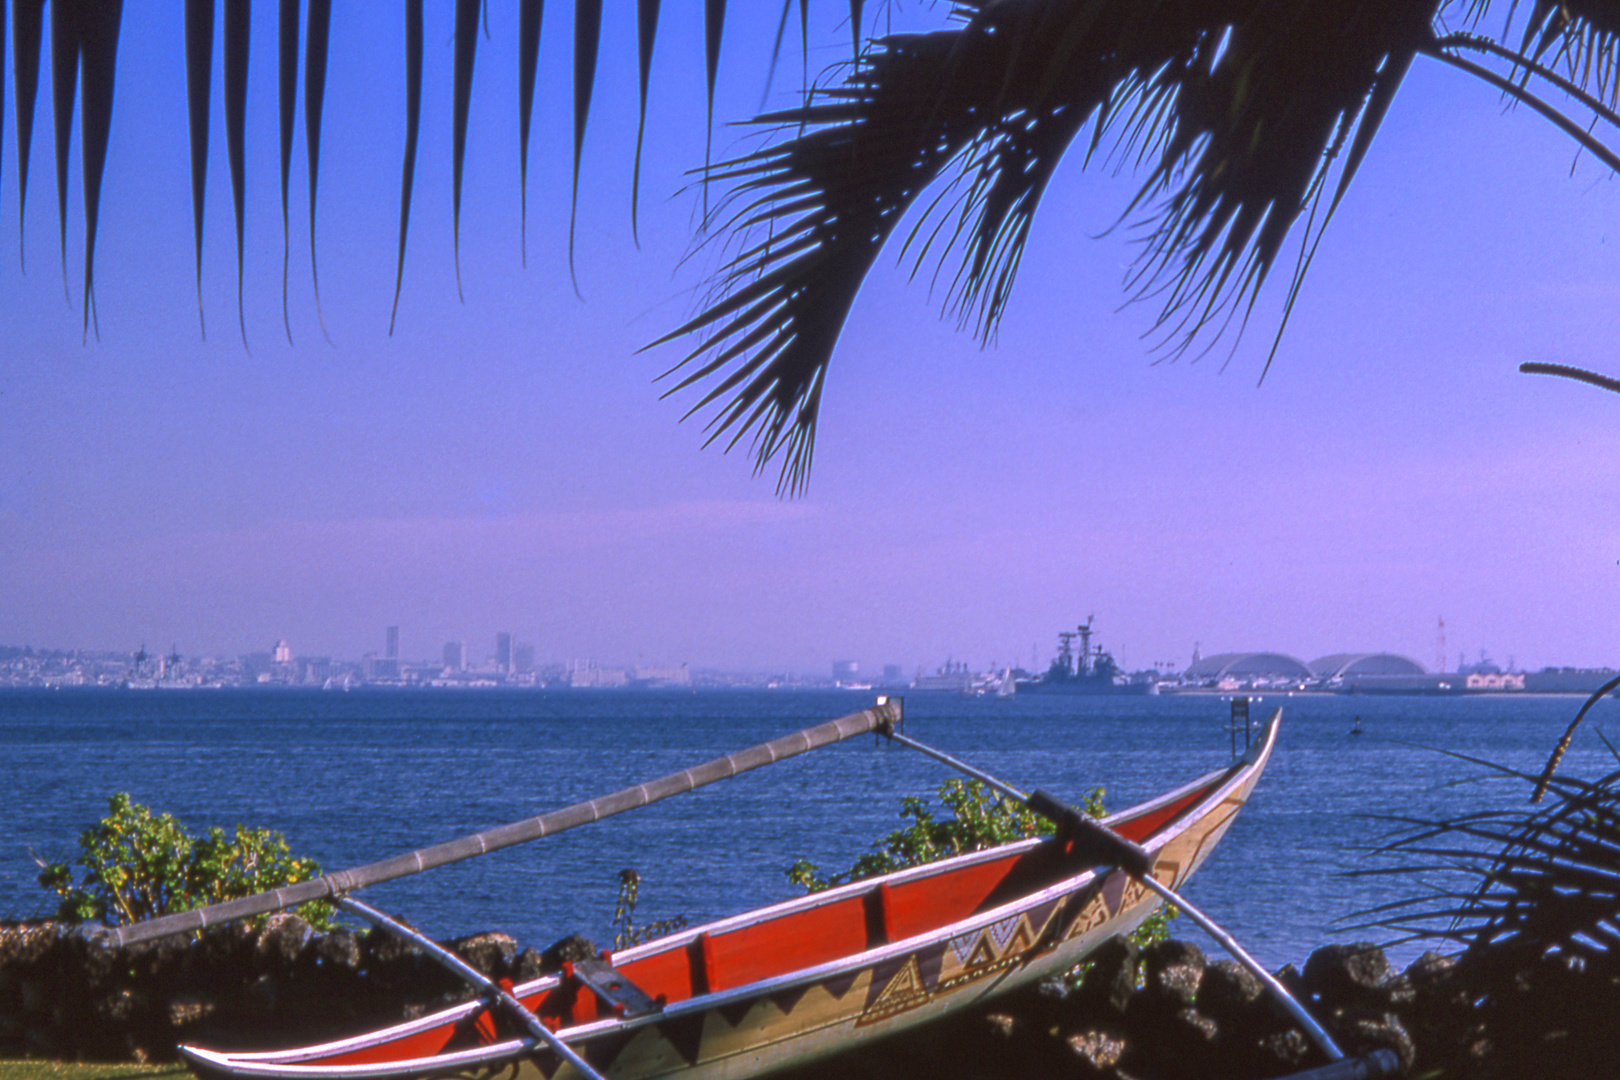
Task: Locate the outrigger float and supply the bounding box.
[107,700,1396,1080]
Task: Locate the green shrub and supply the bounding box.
[787,778,1173,948]
[37,793,335,929]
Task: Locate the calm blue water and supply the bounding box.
[3,689,1617,970]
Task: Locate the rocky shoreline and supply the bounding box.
[0,918,1496,1078]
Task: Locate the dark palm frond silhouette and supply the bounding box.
[8,1,1620,489]
[1350,750,1620,1076]
[659,0,1620,491]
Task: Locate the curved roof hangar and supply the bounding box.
[1183,652,1313,681]
[1309,653,1427,679]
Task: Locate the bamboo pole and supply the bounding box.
[111,699,900,947]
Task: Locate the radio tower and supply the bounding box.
[1436,616,1447,674]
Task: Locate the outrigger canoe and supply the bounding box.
[178,708,1281,1080]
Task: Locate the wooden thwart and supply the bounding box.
[112,700,901,947]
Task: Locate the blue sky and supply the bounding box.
[2,3,1619,675]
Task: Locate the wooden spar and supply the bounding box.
[111,699,901,947]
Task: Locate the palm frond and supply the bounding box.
[570,0,603,291]
[452,0,481,303]
[75,0,121,342]
[12,0,43,272]
[1353,762,1620,971]
[391,0,424,336]
[661,0,1446,489]
[223,0,249,347]
[518,0,543,263]
[655,22,1027,493]
[278,0,299,343]
[185,0,213,336]
[633,0,661,243]
[7,1,1620,491]
[1345,766,1620,1075]
[304,0,332,339]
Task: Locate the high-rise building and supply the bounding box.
[386,626,400,660]
[443,641,466,671]
[496,633,513,674]
[514,644,536,675]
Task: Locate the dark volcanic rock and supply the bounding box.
[1066,1026,1128,1074]
[541,933,599,971]
[982,1011,1019,1040]
[1196,958,1266,1029]
[315,928,362,971]
[449,932,519,977]
[1074,935,1139,1018]
[1330,1006,1416,1073]
[167,990,218,1028]
[1123,1003,1220,1079]
[1141,940,1207,1008]
[0,923,59,967]
[1302,942,1392,1010]
[256,914,314,968]
[514,947,546,982]
[1258,1027,1314,1070]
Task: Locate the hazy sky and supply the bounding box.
[3,4,1619,675]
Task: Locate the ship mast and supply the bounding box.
[1077,616,1094,678]
[1056,631,1076,676]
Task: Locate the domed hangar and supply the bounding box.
[1309,654,1427,681]
[1181,652,1313,689]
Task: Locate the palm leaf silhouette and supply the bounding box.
[1350,748,1620,1076]
[6,1,1620,490]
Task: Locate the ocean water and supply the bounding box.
[3,688,1617,971]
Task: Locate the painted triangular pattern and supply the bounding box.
[1026,897,1062,937]
[947,932,977,966]
[580,1029,635,1072]
[822,968,861,1000]
[657,1012,707,1067]
[987,916,1020,951]
[964,936,996,968]
[868,956,924,1009]
[716,999,754,1028]
[862,954,911,1011]
[768,983,810,1016]
[1065,892,1113,941]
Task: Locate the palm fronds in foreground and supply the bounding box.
[1353,753,1620,1077]
[664,0,1620,492]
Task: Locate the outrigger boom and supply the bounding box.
[112,699,901,947]
[172,702,1316,1080]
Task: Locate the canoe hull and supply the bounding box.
[185,715,1278,1080]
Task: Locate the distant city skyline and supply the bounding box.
[0,619,1570,681]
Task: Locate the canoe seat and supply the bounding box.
[570,957,664,1018]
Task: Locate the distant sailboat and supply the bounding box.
[997,666,1016,699]
[1350,716,1363,736]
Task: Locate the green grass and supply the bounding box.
[0,1063,187,1080]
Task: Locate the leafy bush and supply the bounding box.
[37,793,335,929]
[787,778,1173,947]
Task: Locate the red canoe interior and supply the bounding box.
[317,770,1230,1066]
